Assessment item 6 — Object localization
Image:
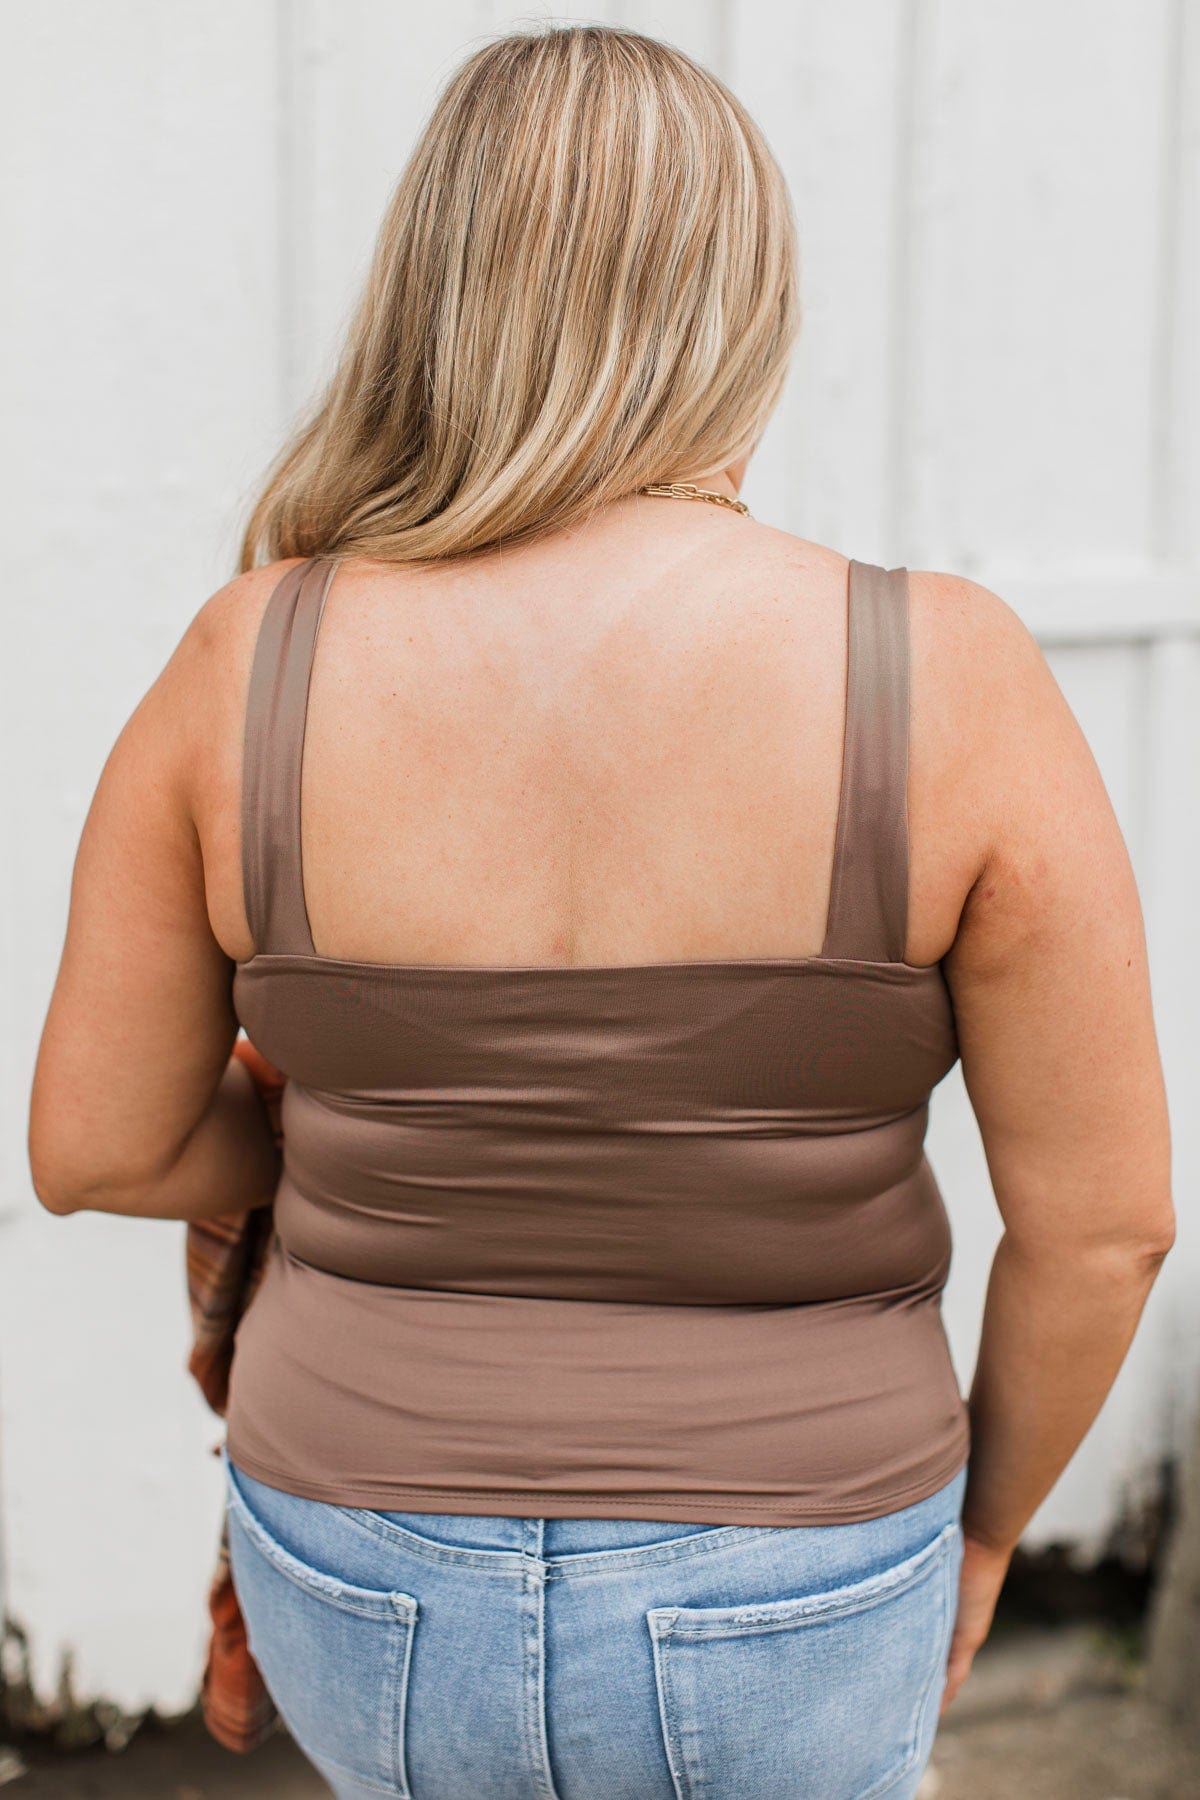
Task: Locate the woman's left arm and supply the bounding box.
[27,585,280,1221]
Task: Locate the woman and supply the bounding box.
[28,22,1174,1800]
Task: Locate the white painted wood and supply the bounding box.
[731,0,915,553]
[282,1,480,400]
[1,0,282,1715]
[963,566,1200,643]
[906,0,1177,570]
[3,0,1197,1704]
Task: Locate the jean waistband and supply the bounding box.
[223,1446,968,1573]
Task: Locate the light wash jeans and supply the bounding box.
[222,1447,967,1800]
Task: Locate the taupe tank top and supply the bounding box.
[227,555,970,1524]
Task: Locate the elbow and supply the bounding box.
[28,1129,90,1216]
[1003,1208,1176,1277]
[1135,1212,1176,1267]
[28,1108,87,1215]
[29,1118,169,1220]
[29,1165,164,1218]
[29,1155,93,1216]
[28,1149,140,1218]
[28,1137,77,1214]
[30,1173,84,1217]
[1128,1183,1178,1267]
[1091,1214,1176,1274]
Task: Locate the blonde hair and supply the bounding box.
[239,22,799,570]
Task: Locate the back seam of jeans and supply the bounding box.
[340,1504,795,1573]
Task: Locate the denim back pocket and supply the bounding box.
[646,1518,960,1800]
[224,1467,419,1798]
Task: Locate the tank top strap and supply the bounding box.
[820,559,912,965]
[241,555,340,958]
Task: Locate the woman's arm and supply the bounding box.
[925,573,1175,1709]
[28,572,283,1222]
[37,1049,281,1222]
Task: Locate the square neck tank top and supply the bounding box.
[226,555,970,1526]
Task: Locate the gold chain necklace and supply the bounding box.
[638,481,751,517]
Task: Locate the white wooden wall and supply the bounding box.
[3,0,1197,1715]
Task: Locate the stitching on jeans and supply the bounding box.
[303,1745,407,1799]
[648,1622,690,1800]
[391,1586,417,1799]
[647,1527,957,1800]
[340,1503,792,1571]
[223,1451,968,1579]
[647,1524,957,1639]
[851,1528,959,1800]
[226,1474,417,1621]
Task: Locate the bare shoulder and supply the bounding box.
[179,557,309,669]
[742,521,850,594]
[905,568,1074,849]
[908,569,1143,980]
[743,540,1052,752]
[160,558,310,813]
[166,557,307,713]
[906,566,1048,703]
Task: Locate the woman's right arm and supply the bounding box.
[928,573,1176,1711]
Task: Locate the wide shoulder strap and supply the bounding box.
[241,556,339,958]
[820,560,911,964]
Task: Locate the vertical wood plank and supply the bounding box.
[905,0,1177,570]
[1160,0,1200,564]
[1,0,281,1711]
[730,0,913,556]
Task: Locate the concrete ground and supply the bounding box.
[924,1621,1200,1800]
[1,1621,1197,1798]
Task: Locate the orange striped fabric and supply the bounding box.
[185,1037,284,1753]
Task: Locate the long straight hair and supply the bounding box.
[239,23,800,570]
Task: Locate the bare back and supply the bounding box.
[200,498,985,975]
